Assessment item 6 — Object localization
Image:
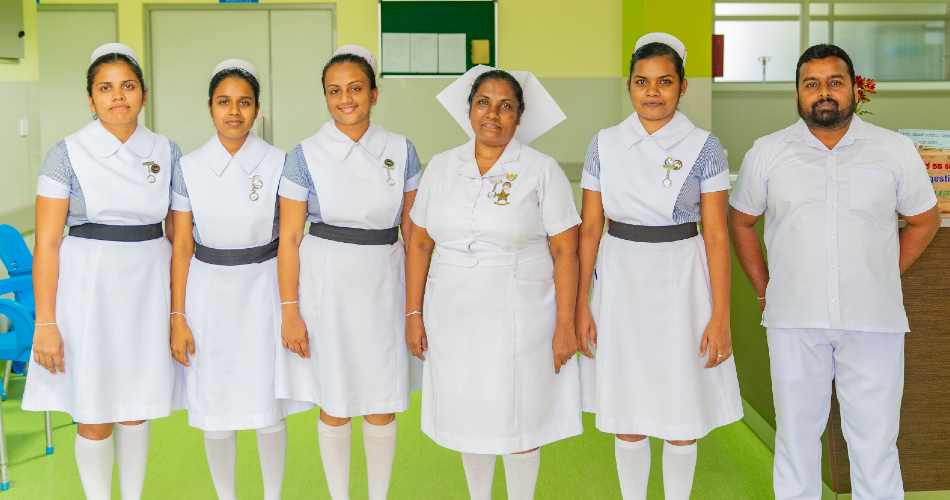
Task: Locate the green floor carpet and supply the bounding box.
[0,374,773,499]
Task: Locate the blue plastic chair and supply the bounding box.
[0,224,54,491]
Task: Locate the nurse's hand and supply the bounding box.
[281,311,310,358]
[575,307,597,358]
[700,318,733,368]
[553,322,577,374]
[170,317,196,367]
[406,316,427,360]
[33,324,65,374]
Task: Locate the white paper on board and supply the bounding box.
[410,33,439,73]
[438,33,467,74]
[382,33,411,73]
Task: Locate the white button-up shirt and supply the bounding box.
[730,116,937,333]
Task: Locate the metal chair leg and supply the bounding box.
[44,412,53,455]
[1,361,10,402]
[0,398,10,490]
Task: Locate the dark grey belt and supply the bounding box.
[309,222,398,245]
[194,239,278,266]
[607,220,698,243]
[69,223,163,242]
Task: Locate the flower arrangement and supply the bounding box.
[855,75,877,116]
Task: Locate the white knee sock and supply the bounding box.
[318,420,352,500]
[461,453,496,500]
[75,433,114,500]
[662,442,697,500]
[503,449,541,500]
[256,421,287,500]
[203,430,237,500]
[363,420,397,500]
[615,437,650,500]
[115,422,150,500]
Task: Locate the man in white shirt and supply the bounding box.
[730,44,940,499]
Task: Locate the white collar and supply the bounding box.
[786,115,867,151]
[203,133,269,177]
[315,121,388,161]
[620,111,696,151]
[81,119,157,159]
[455,139,523,179]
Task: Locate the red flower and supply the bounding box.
[854,74,877,115]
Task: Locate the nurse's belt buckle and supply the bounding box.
[143,161,160,184]
[249,174,264,202]
[661,157,683,188]
[383,159,396,186]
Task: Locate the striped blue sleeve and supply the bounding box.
[36,141,73,198]
[404,139,422,192]
[697,135,730,193]
[580,135,601,191]
[169,142,191,211]
[278,144,313,201]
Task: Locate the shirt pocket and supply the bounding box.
[847,166,896,218]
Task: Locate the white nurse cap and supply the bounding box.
[634,32,687,65]
[436,65,566,145]
[211,58,259,82]
[333,44,378,75]
[89,42,140,67]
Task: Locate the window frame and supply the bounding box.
[713,0,950,83]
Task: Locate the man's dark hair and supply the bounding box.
[796,44,855,84]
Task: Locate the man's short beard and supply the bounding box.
[797,93,857,129]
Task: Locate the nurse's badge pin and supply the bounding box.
[489,172,518,206]
[143,161,160,184]
[249,175,264,202]
[383,159,396,186]
[661,157,683,188]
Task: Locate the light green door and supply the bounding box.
[37,8,117,158]
[148,7,334,154]
[148,10,270,153]
[269,9,334,151]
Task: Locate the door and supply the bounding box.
[148,10,270,153]
[269,9,334,150]
[37,7,117,158]
[147,7,334,154]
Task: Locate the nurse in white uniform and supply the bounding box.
[405,66,582,500]
[169,59,304,500]
[275,45,420,500]
[575,34,743,500]
[23,43,178,500]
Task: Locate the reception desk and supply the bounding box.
[732,217,950,496]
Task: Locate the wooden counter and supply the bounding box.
[826,221,950,492]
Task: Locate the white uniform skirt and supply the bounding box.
[421,245,582,455]
[174,258,311,431]
[275,234,412,418]
[22,236,175,424]
[580,234,743,440]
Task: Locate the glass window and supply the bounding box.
[810,3,830,16]
[835,20,947,80]
[715,3,800,16]
[714,1,950,82]
[809,21,830,46]
[832,3,947,16]
[715,21,800,81]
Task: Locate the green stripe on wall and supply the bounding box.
[621,0,714,78]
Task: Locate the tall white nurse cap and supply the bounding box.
[89,42,140,67]
[634,32,687,65]
[333,44,378,75]
[436,65,566,145]
[211,58,259,82]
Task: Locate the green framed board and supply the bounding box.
[379,1,496,76]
